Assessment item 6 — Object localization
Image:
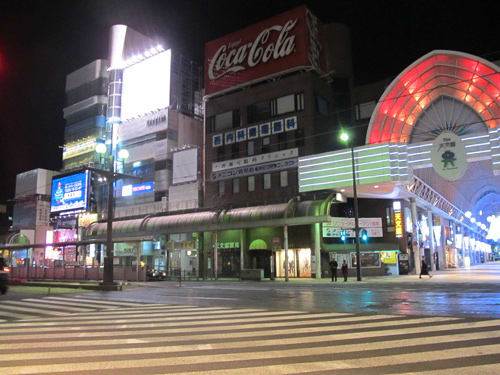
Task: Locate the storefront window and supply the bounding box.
[351,252,381,268]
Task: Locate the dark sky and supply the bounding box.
[0,0,499,203]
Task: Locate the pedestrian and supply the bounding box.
[329,258,338,282]
[419,256,432,279]
[341,260,348,282]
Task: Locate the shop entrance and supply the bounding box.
[218,249,240,278]
[250,250,271,278]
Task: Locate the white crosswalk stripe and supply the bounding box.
[0,301,499,374]
[0,296,165,321]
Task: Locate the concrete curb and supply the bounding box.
[20,282,124,291]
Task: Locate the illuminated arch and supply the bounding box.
[366,50,500,144]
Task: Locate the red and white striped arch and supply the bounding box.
[366,50,500,144]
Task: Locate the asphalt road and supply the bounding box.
[73,262,500,319]
[0,263,499,374]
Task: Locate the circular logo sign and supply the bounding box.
[431,131,467,181]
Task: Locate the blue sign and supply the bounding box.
[122,181,154,197]
[272,120,284,134]
[50,171,89,213]
[213,134,223,147]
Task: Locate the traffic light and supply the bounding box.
[340,230,347,242]
[361,229,368,242]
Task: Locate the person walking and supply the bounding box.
[419,256,432,279]
[329,258,338,282]
[341,260,348,282]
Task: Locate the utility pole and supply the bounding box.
[85,166,140,287]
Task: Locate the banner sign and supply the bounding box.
[122,182,154,197]
[431,131,467,181]
[322,227,383,238]
[78,212,98,227]
[323,218,383,238]
[327,217,383,229]
[212,158,297,181]
[212,148,298,172]
[205,6,326,96]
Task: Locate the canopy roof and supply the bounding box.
[83,199,335,241]
[366,50,500,144]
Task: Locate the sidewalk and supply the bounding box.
[16,262,500,289]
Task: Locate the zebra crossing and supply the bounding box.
[0,298,499,374]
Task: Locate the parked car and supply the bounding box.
[0,257,9,294]
[146,268,166,281]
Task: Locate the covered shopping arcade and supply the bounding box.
[299,50,500,274]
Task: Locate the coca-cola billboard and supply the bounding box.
[205,6,326,96]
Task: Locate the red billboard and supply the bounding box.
[205,6,326,96]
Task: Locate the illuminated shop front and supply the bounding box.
[166,234,199,277]
[276,248,312,278]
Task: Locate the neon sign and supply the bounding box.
[393,201,404,238]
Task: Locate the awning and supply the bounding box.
[83,199,336,241]
[249,239,268,250]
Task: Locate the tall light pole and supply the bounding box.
[339,130,362,281]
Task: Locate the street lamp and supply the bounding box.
[339,130,362,281]
[95,144,116,286]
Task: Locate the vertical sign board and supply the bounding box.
[393,201,404,238]
[173,148,199,185]
[431,131,467,181]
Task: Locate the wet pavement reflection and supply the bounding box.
[67,262,500,319]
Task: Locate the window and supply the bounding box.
[167,128,178,141]
[218,181,225,196]
[295,129,305,148]
[249,93,304,123]
[262,137,270,154]
[296,92,304,111]
[154,160,167,171]
[263,173,271,189]
[248,100,271,123]
[233,178,240,194]
[214,110,241,132]
[248,140,255,156]
[280,171,288,187]
[231,143,240,158]
[275,94,295,115]
[316,96,329,116]
[216,147,225,162]
[156,131,167,140]
[248,176,255,192]
[278,132,287,150]
[356,101,377,120]
[207,116,216,133]
[386,207,394,225]
[232,110,241,129]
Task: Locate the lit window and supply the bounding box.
[233,178,240,194]
[264,173,271,190]
[248,176,255,192]
[280,171,288,187]
[218,181,225,196]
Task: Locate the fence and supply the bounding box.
[10,265,147,282]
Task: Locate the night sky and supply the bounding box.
[0,0,499,204]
